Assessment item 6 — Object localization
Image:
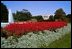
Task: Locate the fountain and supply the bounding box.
[8,9,14,23]
[1,9,14,28]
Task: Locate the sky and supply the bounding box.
[1,1,71,16]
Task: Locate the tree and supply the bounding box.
[48,15,54,21]
[1,2,8,22]
[66,14,71,18]
[54,8,66,21]
[32,15,43,22]
[13,9,32,21]
[65,14,71,23]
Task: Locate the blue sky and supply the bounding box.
[1,1,71,16]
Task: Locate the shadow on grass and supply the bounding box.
[39,33,71,48]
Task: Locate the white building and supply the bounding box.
[42,16,49,20]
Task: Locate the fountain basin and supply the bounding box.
[1,23,9,28]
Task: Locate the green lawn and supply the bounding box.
[47,33,71,48]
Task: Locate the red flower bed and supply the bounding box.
[3,21,67,36]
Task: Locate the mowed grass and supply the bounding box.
[47,33,71,48]
[39,32,71,48]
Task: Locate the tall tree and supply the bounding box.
[1,2,8,22]
[54,8,66,21]
[13,9,32,21]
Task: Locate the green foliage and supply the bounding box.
[48,15,54,21]
[54,8,66,17]
[13,9,32,21]
[54,8,66,21]
[66,14,71,18]
[32,15,43,22]
[66,14,71,23]
[1,2,8,22]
